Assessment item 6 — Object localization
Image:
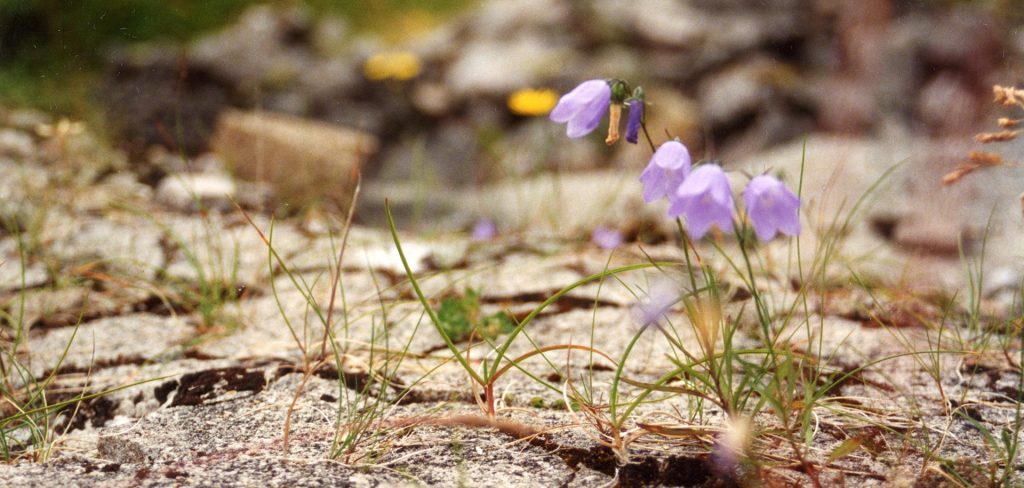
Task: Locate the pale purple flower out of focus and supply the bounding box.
[639,140,691,203]
[711,416,751,478]
[632,279,679,328]
[591,226,623,249]
[471,218,497,241]
[625,100,643,144]
[549,80,612,138]
[668,164,735,239]
[743,175,801,241]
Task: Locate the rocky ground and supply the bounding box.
[1,95,1023,488]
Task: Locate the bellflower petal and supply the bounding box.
[668,165,735,239]
[652,140,690,170]
[639,141,691,203]
[625,100,644,144]
[550,80,611,138]
[743,175,801,241]
[640,163,686,203]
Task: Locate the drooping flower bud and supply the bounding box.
[639,140,691,203]
[625,99,644,144]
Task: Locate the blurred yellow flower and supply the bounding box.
[35,118,84,138]
[507,88,558,116]
[363,51,422,81]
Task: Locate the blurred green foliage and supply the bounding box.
[0,0,472,114]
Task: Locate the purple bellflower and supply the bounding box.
[549,80,612,138]
[471,218,498,241]
[591,226,624,249]
[668,164,735,239]
[632,279,679,329]
[625,99,643,144]
[743,175,801,241]
[639,140,691,203]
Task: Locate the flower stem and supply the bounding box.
[639,121,657,153]
[638,120,703,292]
[676,218,701,295]
[610,325,648,427]
[733,223,778,367]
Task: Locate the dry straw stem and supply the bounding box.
[605,104,622,145]
[975,130,1020,143]
[997,117,1021,128]
[943,151,1005,185]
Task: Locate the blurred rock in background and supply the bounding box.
[4,0,1023,270]
[96,1,1017,174]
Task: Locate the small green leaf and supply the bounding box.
[827,437,863,463]
[435,289,514,342]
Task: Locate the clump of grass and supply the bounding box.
[239,175,432,463]
[0,223,154,463]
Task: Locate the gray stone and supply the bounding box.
[162,214,308,287]
[734,134,1024,290]
[468,0,571,39]
[410,81,456,118]
[26,313,194,377]
[0,158,50,223]
[459,169,670,237]
[283,225,438,276]
[0,129,36,160]
[447,37,569,98]
[0,286,128,332]
[71,171,154,213]
[311,16,350,57]
[298,58,360,100]
[593,0,705,48]
[0,236,49,290]
[190,5,314,91]
[498,118,603,176]
[1,108,50,131]
[47,216,166,282]
[698,58,790,129]
[156,173,237,212]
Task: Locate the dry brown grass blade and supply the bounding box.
[383,414,544,440]
[975,130,1020,143]
[942,151,1005,185]
[635,422,723,437]
[998,117,1021,128]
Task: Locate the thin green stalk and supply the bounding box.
[488,262,673,381]
[386,201,485,385]
[610,326,648,425]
